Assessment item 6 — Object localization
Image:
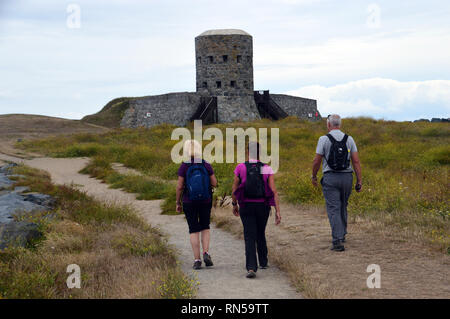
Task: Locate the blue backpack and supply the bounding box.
[185,161,211,201]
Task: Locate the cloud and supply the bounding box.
[286,78,450,120]
[254,28,450,88]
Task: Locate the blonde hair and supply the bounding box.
[183,139,202,159]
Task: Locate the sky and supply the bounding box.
[0,0,449,121]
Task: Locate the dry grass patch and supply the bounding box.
[0,164,197,299]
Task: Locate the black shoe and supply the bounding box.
[331,241,345,252]
[260,264,269,269]
[193,260,202,269]
[246,271,256,279]
[203,252,214,267]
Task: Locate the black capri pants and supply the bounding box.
[183,202,212,234]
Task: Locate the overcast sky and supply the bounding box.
[0,0,449,121]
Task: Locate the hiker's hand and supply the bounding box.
[176,203,182,213]
[311,176,318,187]
[275,211,281,225]
[232,205,240,217]
[355,183,362,193]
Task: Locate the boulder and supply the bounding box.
[0,221,42,249]
[0,192,48,224]
[23,193,55,208]
[0,174,13,190]
[0,163,17,174]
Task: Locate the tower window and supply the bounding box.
[230,81,236,88]
[247,55,251,63]
[236,55,242,63]
[243,81,248,89]
[216,81,221,88]
[197,57,201,64]
[223,55,228,62]
[208,56,213,63]
[202,82,207,88]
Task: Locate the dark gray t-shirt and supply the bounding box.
[315,129,358,173]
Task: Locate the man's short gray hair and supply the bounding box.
[327,114,341,128]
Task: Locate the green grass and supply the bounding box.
[0,165,196,299]
[16,117,450,251]
[81,97,131,128]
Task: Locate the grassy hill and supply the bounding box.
[17,117,450,252]
[0,114,109,138]
[81,97,132,128]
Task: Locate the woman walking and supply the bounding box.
[176,140,218,269]
[232,141,281,278]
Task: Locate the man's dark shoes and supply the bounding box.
[331,241,345,252]
[246,270,256,279]
[203,252,214,267]
[193,260,202,269]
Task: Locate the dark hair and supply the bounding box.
[247,141,260,160]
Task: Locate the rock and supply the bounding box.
[0,174,13,190]
[0,192,48,224]
[12,186,30,194]
[0,221,42,249]
[0,164,55,250]
[23,193,55,208]
[0,163,18,174]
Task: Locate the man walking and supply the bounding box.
[312,114,362,251]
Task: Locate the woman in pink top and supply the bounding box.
[231,142,281,278]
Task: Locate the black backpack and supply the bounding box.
[325,134,350,171]
[243,161,265,198]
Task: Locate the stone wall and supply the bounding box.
[270,94,321,120]
[217,95,260,123]
[120,92,201,128]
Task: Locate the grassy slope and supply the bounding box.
[81,97,131,128]
[0,165,196,299]
[17,117,450,252]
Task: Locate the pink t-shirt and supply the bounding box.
[234,161,274,202]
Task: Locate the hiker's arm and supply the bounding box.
[231,175,239,204]
[176,176,184,211]
[231,175,240,216]
[351,152,362,190]
[268,175,281,225]
[210,174,218,188]
[311,153,322,186]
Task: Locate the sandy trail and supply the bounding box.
[0,154,301,299]
[214,203,450,298]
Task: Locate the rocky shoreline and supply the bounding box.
[0,163,55,249]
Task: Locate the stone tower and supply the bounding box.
[195,29,260,122]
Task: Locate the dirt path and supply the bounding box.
[214,203,450,298]
[0,154,301,299]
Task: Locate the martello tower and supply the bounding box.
[195,29,260,122]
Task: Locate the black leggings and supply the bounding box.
[239,202,270,272]
[183,202,212,234]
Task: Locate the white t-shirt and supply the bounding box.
[315,129,358,173]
